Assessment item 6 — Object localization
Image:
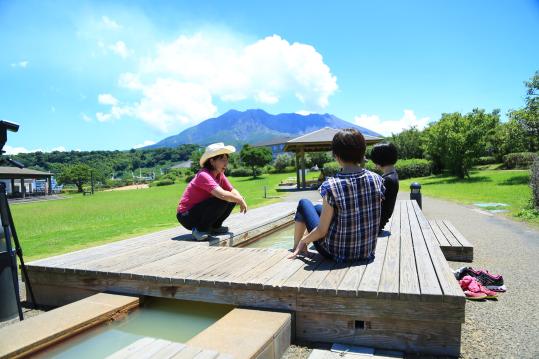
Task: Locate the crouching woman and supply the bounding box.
[289,129,385,262]
[177,143,248,241]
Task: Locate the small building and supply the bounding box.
[0,167,54,198]
[283,127,383,189]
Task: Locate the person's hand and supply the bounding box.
[239,199,248,214]
[288,239,308,259]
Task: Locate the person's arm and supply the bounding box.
[211,186,248,213]
[288,197,334,258]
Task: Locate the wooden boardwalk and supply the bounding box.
[26,200,465,356]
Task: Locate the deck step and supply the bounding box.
[0,293,139,359]
[429,220,473,262]
[187,308,291,359]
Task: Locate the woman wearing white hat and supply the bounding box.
[177,143,248,240]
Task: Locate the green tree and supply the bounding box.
[189,148,204,173]
[274,154,292,172]
[305,152,331,168]
[57,163,93,192]
[240,144,273,178]
[492,118,530,160]
[390,127,425,159]
[423,109,500,178]
[507,71,539,152]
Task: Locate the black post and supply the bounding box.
[410,182,422,209]
[0,182,23,320]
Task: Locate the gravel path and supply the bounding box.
[400,193,539,359]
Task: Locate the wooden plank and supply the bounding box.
[190,248,260,286]
[428,220,451,247]
[192,350,220,359]
[185,248,250,286]
[317,262,350,295]
[246,253,301,290]
[213,249,275,287]
[434,220,461,247]
[126,245,208,282]
[442,220,473,248]
[336,262,367,297]
[410,201,464,304]
[295,311,461,357]
[396,202,420,301]
[407,201,442,301]
[377,202,401,299]
[298,259,336,294]
[356,235,388,298]
[233,250,290,288]
[76,241,196,274]
[279,253,324,291]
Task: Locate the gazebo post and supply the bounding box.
[21,178,25,198]
[300,147,306,189]
[47,176,52,195]
[295,151,300,189]
[10,179,14,196]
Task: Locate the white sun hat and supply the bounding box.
[199,142,236,167]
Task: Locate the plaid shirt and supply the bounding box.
[319,169,385,262]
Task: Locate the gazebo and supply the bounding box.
[283,127,383,189]
[0,167,54,197]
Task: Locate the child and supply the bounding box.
[370,142,399,234]
[289,129,385,262]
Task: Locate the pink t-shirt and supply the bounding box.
[177,169,234,214]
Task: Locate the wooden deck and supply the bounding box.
[429,220,474,262]
[26,200,465,356]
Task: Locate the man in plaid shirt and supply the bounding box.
[289,129,385,263]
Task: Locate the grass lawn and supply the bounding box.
[12,172,295,261]
[400,169,539,226]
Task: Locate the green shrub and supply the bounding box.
[321,161,340,177]
[185,174,195,183]
[531,157,539,210]
[503,152,538,169]
[154,178,174,186]
[474,156,498,165]
[395,159,432,179]
[228,167,261,177]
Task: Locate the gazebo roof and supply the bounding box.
[284,127,383,152]
[0,166,53,179]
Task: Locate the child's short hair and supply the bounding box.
[370,142,398,166]
[332,129,366,163]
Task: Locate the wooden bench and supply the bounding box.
[25,200,465,356]
[429,220,473,262]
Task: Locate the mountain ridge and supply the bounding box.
[147,109,382,149]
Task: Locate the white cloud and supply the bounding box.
[133,140,156,149]
[354,110,431,136]
[102,16,121,30]
[2,145,68,155]
[98,93,119,106]
[81,113,92,122]
[98,32,337,132]
[295,110,313,116]
[11,61,28,68]
[109,41,130,58]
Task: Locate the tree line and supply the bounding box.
[389,71,538,178]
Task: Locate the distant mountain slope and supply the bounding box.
[147,109,382,149]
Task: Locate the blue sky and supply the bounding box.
[1,0,538,153]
